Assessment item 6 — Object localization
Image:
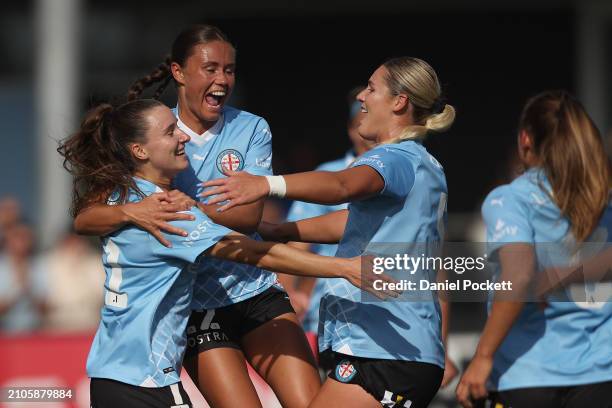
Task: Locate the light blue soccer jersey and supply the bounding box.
[318,141,447,367]
[86,178,232,387]
[172,106,278,310]
[482,167,612,390]
[286,151,354,333]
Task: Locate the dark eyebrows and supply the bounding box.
[202,62,236,69]
[163,122,176,134]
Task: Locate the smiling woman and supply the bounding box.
[57,99,388,408]
[200,57,456,408]
[70,25,325,408]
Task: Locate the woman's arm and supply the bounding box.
[198,200,264,235]
[201,166,384,212]
[438,266,459,388]
[206,232,397,299]
[258,209,349,244]
[456,243,535,408]
[74,191,196,247]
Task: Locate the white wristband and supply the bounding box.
[265,175,287,198]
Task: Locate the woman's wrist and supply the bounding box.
[119,203,135,225]
[265,175,286,198]
[474,344,495,359]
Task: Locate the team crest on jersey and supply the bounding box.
[216,149,244,174]
[335,360,357,382]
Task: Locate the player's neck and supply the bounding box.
[177,101,218,135]
[379,116,413,143]
[133,168,173,192]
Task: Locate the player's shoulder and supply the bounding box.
[482,180,532,220]
[316,156,351,172]
[224,106,269,128]
[381,140,424,160]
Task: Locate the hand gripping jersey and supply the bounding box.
[86,178,231,387]
[172,106,278,310]
[286,151,354,333]
[482,168,612,391]
[318,141,447,367]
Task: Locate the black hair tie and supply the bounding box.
[431,97,446,114]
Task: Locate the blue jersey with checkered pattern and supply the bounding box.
[172,106,278,309]
[86,178,231,387]
[482,168,612,390]
[286,151,354,332]
[318,140,447,367]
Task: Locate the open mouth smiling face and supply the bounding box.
[180,40,236,123]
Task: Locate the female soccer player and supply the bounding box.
[455,91,612,408]
[203,57,456,408]
[58,99,388,408]
[74,25,323,407]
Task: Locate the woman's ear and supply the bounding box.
[392,94,410,113]
[518,129,534,151]
[171,62,185,86]
[130,143,148,161]
[517,129,538,165]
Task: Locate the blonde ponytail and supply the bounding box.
[382,57,455,144]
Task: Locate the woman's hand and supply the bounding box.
[343,256,401,300]
[440,356,459,388]
[123,190,196,247]
[167,189,197,211]
[455,354,493,408]
[200,171,269,212]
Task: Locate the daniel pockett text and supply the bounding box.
[370,254,513,293]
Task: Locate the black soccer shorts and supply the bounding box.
[327,351,443,408]
[90,378,192,408]
[184,286,295,357]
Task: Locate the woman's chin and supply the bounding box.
[176,157,189,171]
[199,103,224,123]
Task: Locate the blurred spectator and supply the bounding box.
[0,223,43,333]
[33,232,104,332]
[0,197,21,247]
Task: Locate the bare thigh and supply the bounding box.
[184,347,262,408]
[308,378,380,408]
[241,312,321,408]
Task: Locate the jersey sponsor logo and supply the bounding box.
[354,156,385,169]
[491,218,519,242]
[216,149,244,173]
[255,156,272,168]
[335,360,357,382]
[182,219,214,247]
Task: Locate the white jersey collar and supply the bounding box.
[176,110,224,147]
